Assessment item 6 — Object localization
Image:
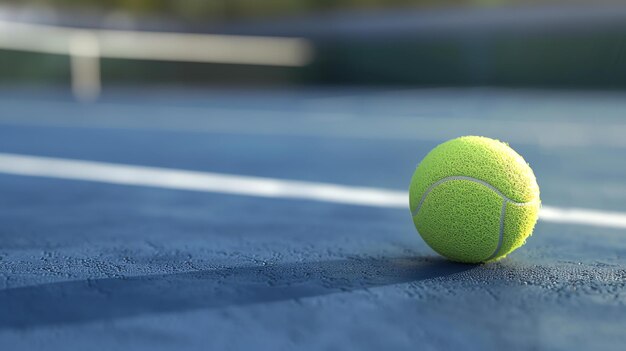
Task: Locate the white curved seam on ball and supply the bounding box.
[484,200,508,261]
[411,175,536,217]
[411,176,538,260]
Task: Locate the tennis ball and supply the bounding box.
[409,136,540,263]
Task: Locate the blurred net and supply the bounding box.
[0,20,313,101]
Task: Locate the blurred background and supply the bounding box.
[1,0,626,99]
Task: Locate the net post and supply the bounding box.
[68,31,101,102]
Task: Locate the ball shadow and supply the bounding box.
[0,256,473,329]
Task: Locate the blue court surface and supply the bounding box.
[0,88,625,350]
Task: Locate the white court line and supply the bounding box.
[0,153,625,229]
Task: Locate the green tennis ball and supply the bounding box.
[409,136,540,263]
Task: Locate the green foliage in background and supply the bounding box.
[1,0,531,21]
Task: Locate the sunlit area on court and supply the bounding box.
[0,1,625,350]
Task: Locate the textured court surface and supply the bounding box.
[0,88,625,350]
